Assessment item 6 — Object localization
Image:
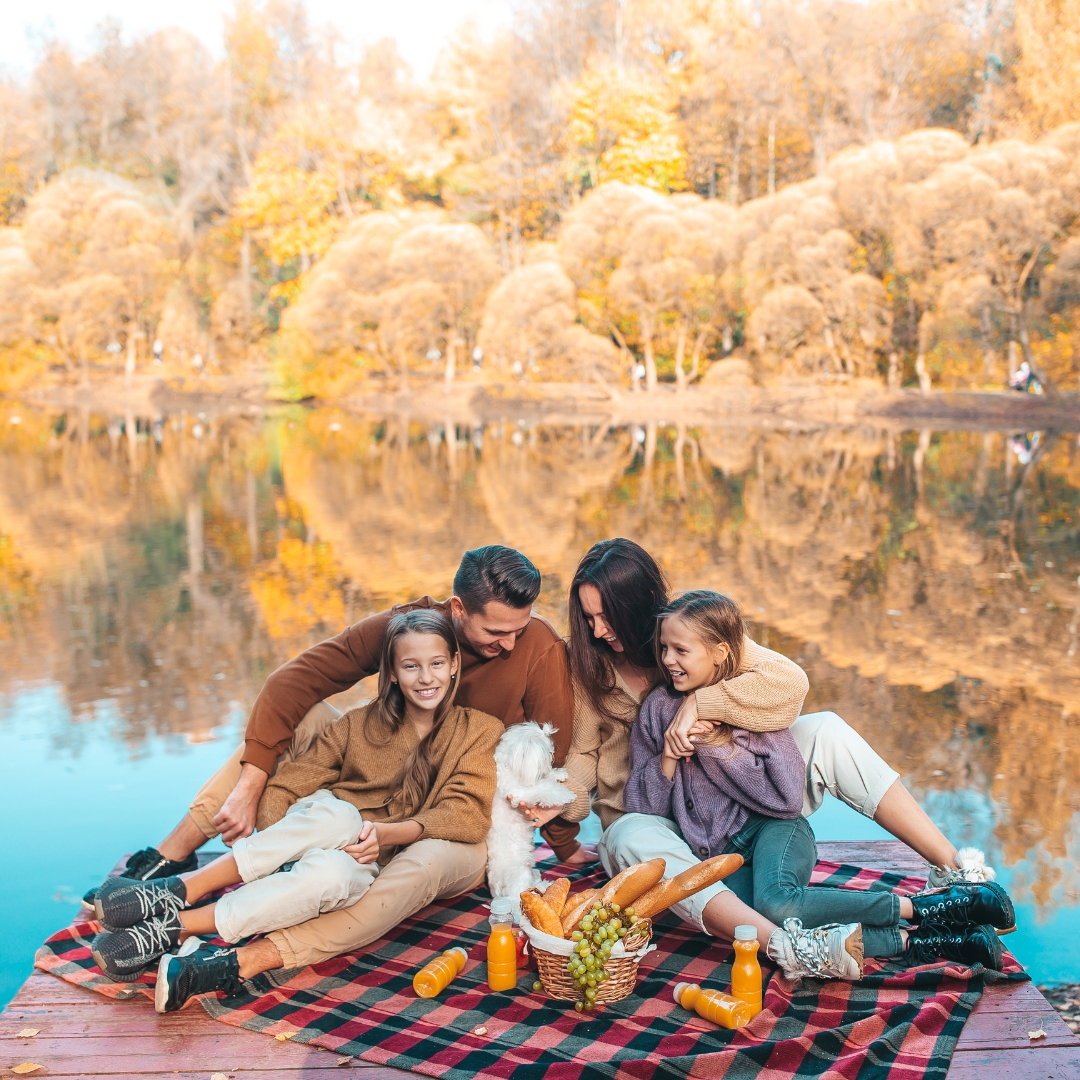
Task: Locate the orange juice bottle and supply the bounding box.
[413,947,468,998]
[673,982,752,1029]
[731,925,762,1017]
[487,898,518,992]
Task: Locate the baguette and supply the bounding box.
[560,888,601,934]
[542,876,571,916]
[598,858,666,909]
[629,854,744,919]
[521,890,564,937]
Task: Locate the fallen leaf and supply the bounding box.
[472,1026,488,1036]
[275,1031,297,1041]
[337,1058,352,1066]
[16,1029,40,1038]
[12,1066,45,1076]
[210,1074,230,1080]
[1028,1029,1047,1040]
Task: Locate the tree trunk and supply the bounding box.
[445,335,459,391]
[125,333,136,383]
[241,229,252,323]
[767,116,776,195]
[674,321,687,391]
[689,329,707,381]
[915,350,931,396]
[641,310,658,391]
[887,351,899,390]
[823,325,844,374]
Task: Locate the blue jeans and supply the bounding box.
[724,814,904,958]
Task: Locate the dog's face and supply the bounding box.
[494,721,557,787]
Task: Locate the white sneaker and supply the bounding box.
[767,918,865,982]
[926,847,996,889]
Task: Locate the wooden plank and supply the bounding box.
[946,1045,1080,1079]
[815,840,929,875]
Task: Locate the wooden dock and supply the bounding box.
[3,842,1077,1079]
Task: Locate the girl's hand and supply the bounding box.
[508,795,564,829]
[665,695,703,758]
[344,820,381,864]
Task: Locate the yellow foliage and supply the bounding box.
[249,535,346,643]
[1015,0,1080,131]
[0,534,37,639]
[564,63,687,193]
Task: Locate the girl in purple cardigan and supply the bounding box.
[625,591,1015,974]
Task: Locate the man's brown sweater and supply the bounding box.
[241,596,574,774]
[259,703,504,861]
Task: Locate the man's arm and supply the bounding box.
[522,631,575,766]
[241,596,441,773]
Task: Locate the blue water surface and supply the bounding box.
[0,682,240,1007]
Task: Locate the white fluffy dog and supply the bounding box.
[486,721,575,908]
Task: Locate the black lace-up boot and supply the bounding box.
[904,922,1003,971]
[155,947,244,1013]
[910,882,1015,931]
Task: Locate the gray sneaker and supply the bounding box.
[767,918,865,982]
[925,847,996,890]
[91,911,183,982]
[95,876,187,930]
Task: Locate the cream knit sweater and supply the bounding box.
[561,636,809,830]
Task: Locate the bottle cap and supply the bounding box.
[447,946,468,963]
[734,925,758,941]
[673,981,694,1004]
[490,897,513,918]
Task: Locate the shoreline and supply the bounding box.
[7,374,1080,431]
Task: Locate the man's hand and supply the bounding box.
[213,763,268,846]
[508,795,564,829]
[344,821,381,864]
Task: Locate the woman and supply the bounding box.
[523,538,1000,979]
[90,610,503,1012]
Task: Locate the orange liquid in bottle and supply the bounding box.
[487,899,518,992]
[673,982,752,1029]
[413,947,468,998]
[731,926,762,1017]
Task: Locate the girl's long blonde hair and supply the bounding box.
[364,609,460,817]
[655,590,745,747]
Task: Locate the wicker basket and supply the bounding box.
[522,917,654,1004]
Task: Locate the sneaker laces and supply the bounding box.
[769,918,854,979]
[125,914,180,957]
[192,949,244,998]
[132,880,185,924]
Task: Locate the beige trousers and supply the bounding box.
[267,836,488,968]
[188,701,344,839]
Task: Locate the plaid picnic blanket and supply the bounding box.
[36,854,1028,1080]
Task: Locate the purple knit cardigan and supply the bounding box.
[624,683,805,860]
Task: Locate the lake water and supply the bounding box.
[2,402,1078,1006]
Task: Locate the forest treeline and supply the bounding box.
[1,0,1079,396]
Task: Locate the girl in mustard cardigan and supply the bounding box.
[90,610,503,1012]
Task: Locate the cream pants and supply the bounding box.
[215,790,377,944]
[599,710,900,933]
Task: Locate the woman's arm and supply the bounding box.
[693,729,805,818]
[257,716,351,829]
[623,691,678,818]
[344,819,424,863]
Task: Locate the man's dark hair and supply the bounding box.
[453,545,541,614]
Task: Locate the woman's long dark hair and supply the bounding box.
[364,609,460,817]
[568,538,669,719]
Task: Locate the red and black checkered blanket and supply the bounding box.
[36,854,1028,1080]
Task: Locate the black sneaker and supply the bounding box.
[910,882,1015,932]
[95,876,187,930]
[91,910,184,982]
[83,847,199,906]
[155,947,243,1013]
[904,922,1003,971]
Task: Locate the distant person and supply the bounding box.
[86,545,588,907]
[152,339,163,365]
[91,610,504,1011]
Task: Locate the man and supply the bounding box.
[93,545,589,905]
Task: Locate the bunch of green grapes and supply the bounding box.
[563,902,641,1011]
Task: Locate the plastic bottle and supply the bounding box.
[413,946,468,998]
[673,982,752,1029]
[730,924,763,1017]
[487,897,518,991]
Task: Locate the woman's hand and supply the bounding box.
[508,795,564,829]
[665,695,703,758]
[344,821,381,864]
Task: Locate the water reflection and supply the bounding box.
[2,403,1079,982]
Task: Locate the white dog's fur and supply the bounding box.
[486,722,575,909]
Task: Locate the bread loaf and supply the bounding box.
[559,888,601,934]
[598,858,666,909]
[629,854,744,918]
[521,890,564,937]
[543,876,570,916]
